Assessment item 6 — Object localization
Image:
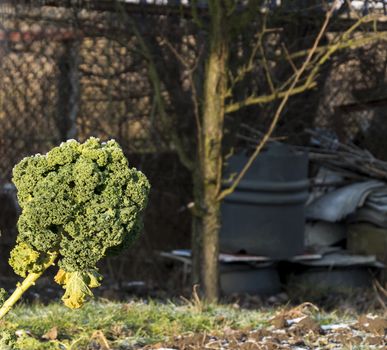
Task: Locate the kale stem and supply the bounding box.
[0,252,58,320]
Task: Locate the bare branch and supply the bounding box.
[227,18,283,94]
[281,43,298,74]
[225,80,317,114]
[259,37,275,94]
[225,13,387,114]
[218,1,338,201]
[160,37,190,68]
[129,20,195,171]
[289,14,387,61]
[161,37,204,162]
[227,36,261,92]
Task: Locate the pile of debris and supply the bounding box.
[272,129,386,295]
[161,128,386,297]
[302,129,386,285]
[143,304,387,350]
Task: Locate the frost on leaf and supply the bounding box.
[9,242,41,277]
[9,137,150,308]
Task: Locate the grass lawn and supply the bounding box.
[0,297,385,350]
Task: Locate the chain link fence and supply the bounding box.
[0,1,192,290]
[0,2,162,183]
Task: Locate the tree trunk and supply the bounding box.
[192,0,228,302]
[191,167,203,286]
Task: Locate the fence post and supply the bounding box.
[57,39,80,141]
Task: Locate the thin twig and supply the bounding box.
[281,43,298,74]
[374,278,387,298]
[127,19,194,171]
[260,39,275,94]
[161,37,189,68]
[372,280,387,312]
[161,37,204,164]
[227,19,270,92]
[226,13,387,114]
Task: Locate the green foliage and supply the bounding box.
[0,300,270,349]
[13,333,59,350]
[0,288,7,307]
[9,137,150,308]
[8,242,42,278]
[0,300,374,350]
[0,330,17,350]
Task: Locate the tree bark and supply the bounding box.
[191,167,203,286]
[192,0,228,302]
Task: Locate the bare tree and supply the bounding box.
[3,0,387,301]
[124,0,387,301]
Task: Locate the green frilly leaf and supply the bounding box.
[9,243,41,277]
[0,288,8,308]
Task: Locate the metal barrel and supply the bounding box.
[220,144,309,259]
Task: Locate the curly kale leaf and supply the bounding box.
[8,243,43,278]
[0,288,7,307]
[10,137,150,308]
[54,269,101,309]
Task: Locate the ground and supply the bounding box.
[0,297,386,350]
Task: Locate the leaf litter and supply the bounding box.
[143,303,386,350]
[2,300,386,349]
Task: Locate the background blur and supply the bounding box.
[1,0,387,297]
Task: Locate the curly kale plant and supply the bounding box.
[0,288,7,307]
[0,330,17,350]
[0,138,150,319]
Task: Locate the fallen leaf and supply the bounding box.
[365,336,384,345]
[91,330,110,350]
[356,315,387,335]
[270,315,286,329]
[42,326,58,341]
